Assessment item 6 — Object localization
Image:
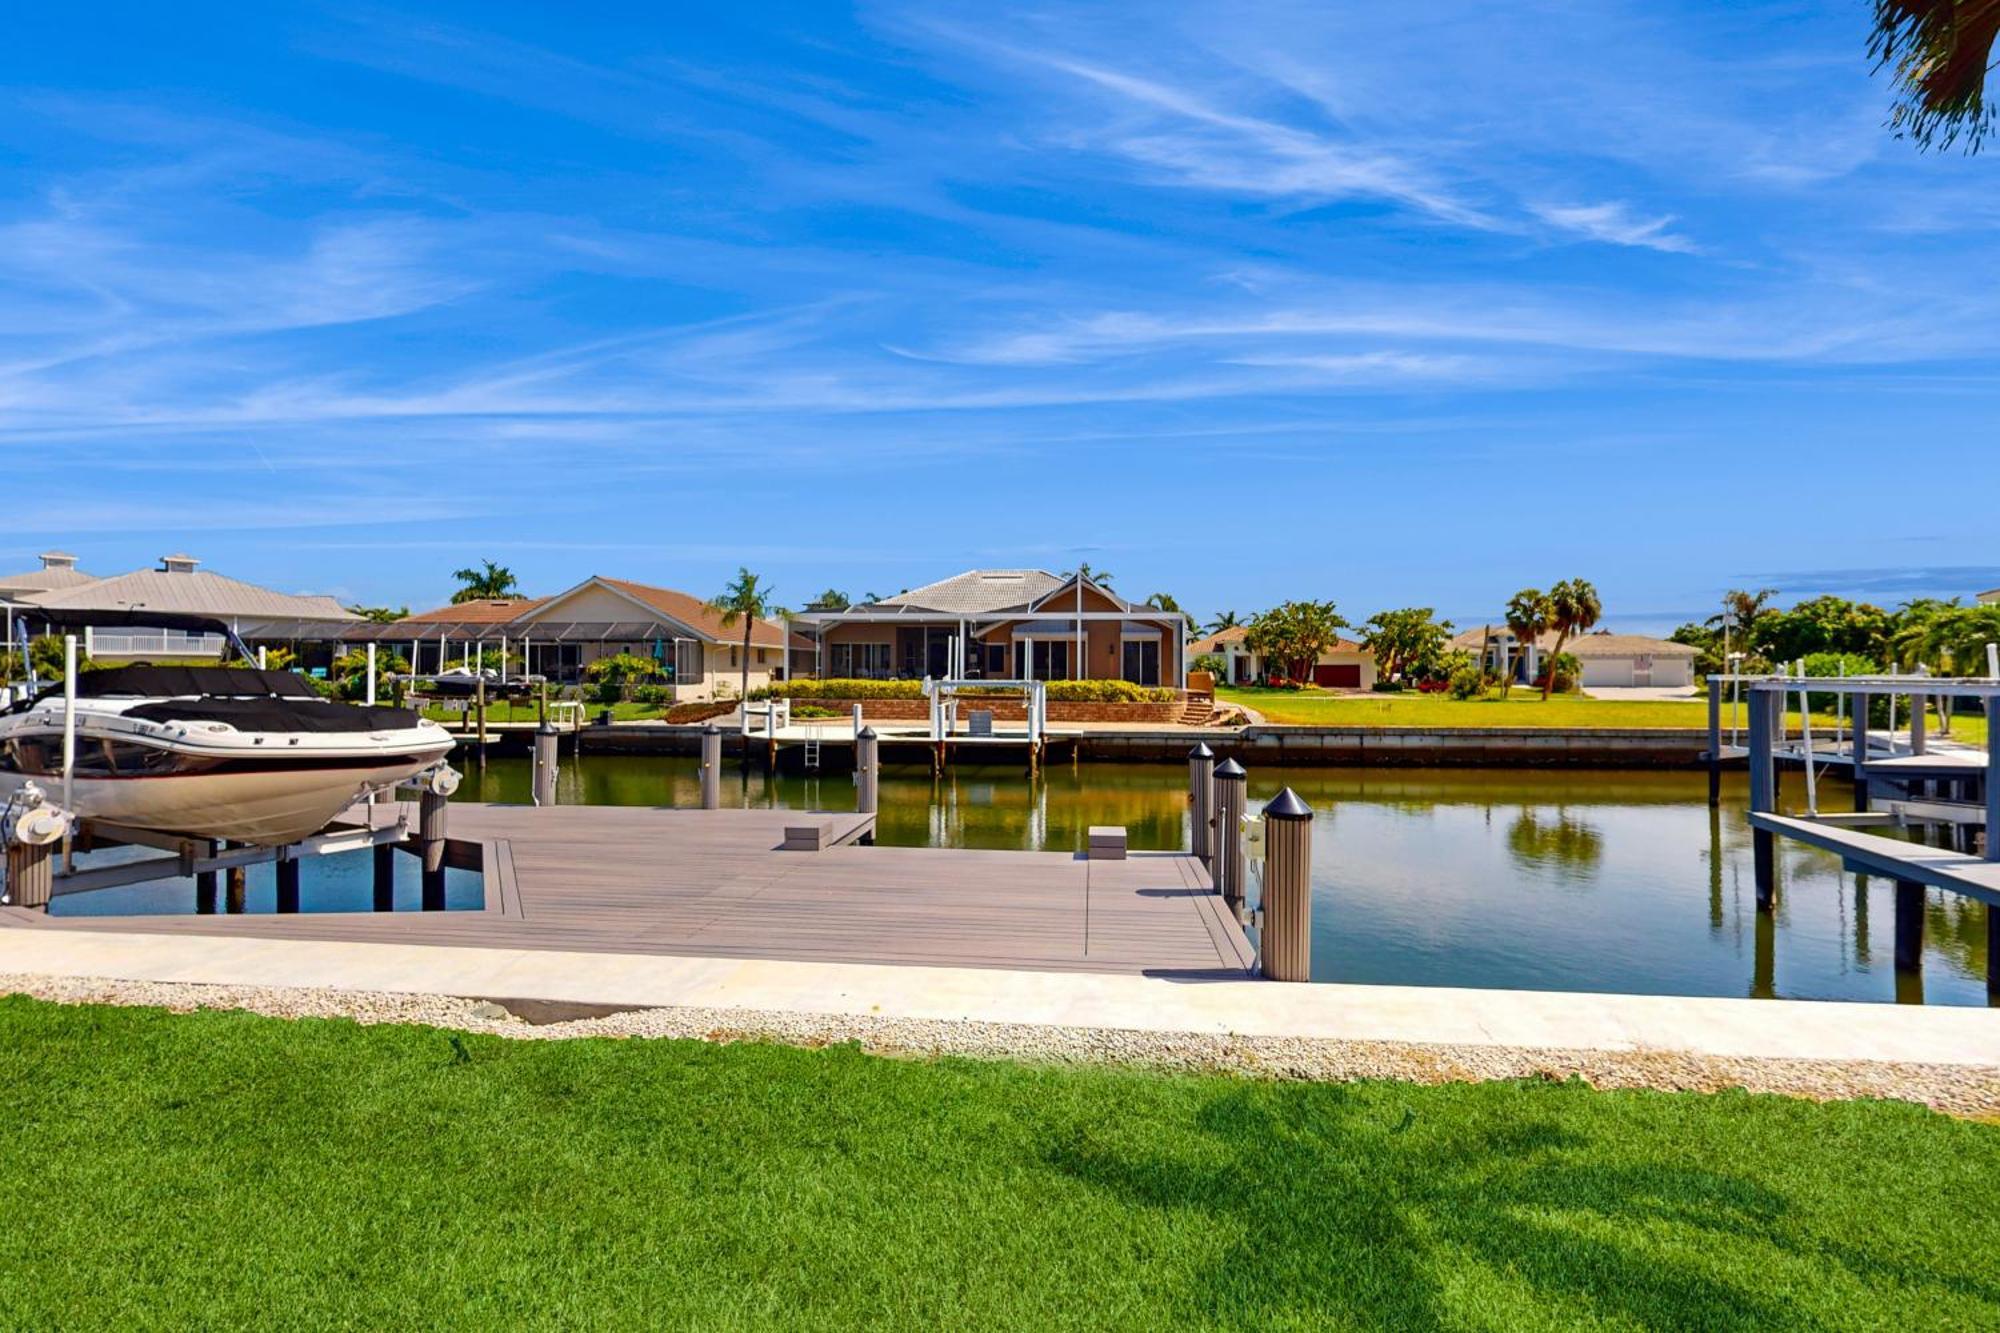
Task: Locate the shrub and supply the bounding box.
[631,684,672,705]
[1534,652,1582,695]
[584,652,663,685]
[1447,663,1488,700]
[752,678,925,701]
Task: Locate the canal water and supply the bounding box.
[463,754,1994,1006]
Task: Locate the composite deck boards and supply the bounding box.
[14,803,1255,978]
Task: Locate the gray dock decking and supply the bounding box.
[7,803,1255,979]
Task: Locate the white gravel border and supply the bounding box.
[6,971,1997,1117]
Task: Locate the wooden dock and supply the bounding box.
[6,803,1255,979]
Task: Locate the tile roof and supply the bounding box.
[1449,626,1695,657]
[859,569,1149,617]
[592,577,788,648]
[871,569,1068,615]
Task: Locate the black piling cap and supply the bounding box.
[1188,742,1214,759]
[1263,786,1313,820]
[859,726,878,740]
[1213,758,1246,780]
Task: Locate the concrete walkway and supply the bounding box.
[2,928,1996,1069]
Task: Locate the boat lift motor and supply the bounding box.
[3,782,71,848]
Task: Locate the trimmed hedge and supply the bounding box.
[753,678,1176,704]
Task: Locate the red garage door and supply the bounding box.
[1312,663,1362,688]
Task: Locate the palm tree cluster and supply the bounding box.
[1672,591,2000,677]
[1502,580,1602,699]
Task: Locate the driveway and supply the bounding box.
[1582,684,1701,702]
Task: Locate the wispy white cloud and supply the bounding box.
[1530,201,1697,253]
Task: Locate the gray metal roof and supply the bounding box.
[0,563,100,602]
[21,568,359,625]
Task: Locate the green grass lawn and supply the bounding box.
[5,998,1998,1327]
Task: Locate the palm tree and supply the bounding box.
[449,560,521,604]
[1076,562,1114,588]
[1502,589,1551,698]
[706,568,783,705]
[1143,592,1183,615]
[1871,0,2000,152]
[1542,578,1603,699]
[1206,610,1243,635]
[1707,588,1777,634]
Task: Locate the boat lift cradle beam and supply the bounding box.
[51,815,414,898]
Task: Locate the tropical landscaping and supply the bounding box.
[6,997,1999,1328]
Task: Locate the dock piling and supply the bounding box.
[275,852,301,913]
[1187,742,1214,864]
[372,841,395,911]
[1894,879,1925,972]
[1212,759,1246,916]
[475,676,489,767]
[1259,788,1314,982]
[3,789,66,909]
[194,867,217,915]
[1705,677,1722,806]
[418,769,457,911]
[532,723,559,807]
[1852,690,1871,812]
[1987,906,2000,998]
[856,727,879,825]
[700,725,722,810]
[1748,683,1778,911]
[3,838,54,909]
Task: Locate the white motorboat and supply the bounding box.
[0,663,454,846]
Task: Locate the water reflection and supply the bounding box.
[461,755,1991,1007]
[1504,810,1604,877]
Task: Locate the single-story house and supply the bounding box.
[1451,626,1698,689]
[351,575,790,701]
[795,569,1188,687]
[1979,587,1999,606]
[1187,625,1378,690]
[16,553,359,664]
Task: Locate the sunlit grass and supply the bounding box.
[3,998,1997,1327]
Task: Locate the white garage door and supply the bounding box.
[1579,657,1633,688]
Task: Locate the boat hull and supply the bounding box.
[0,755,445,847]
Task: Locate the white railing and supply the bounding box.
[89,631,226,657]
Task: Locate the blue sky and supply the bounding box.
[4,2,1997,630]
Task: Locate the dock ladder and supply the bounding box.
[802,725,823,770]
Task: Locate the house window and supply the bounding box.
[830,643,892,678]
[1120,637,1161,686]
[1017,639,1068,681]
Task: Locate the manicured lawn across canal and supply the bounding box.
[5,997,1997,1327]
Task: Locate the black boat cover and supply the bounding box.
[122,696,427,734]
[77,666,323,700]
